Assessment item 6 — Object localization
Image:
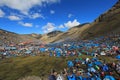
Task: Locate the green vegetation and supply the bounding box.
[0,55,119,80]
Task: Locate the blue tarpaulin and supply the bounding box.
[67,61,74,68]
[55,48,62,57]
[103,65,109,72]
[39,48,46,52]
[104,75,115,80]
[88,63,93,67]
[94,61,102,66]
[116,55,120,60]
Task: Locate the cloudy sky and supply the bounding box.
[0,0,117,34]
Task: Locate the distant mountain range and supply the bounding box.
[0,29,38,44]
[0,0,120,44]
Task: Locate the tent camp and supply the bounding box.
[94,61,102,66]
[67,60,74,68]
[100,51,106,55]
[25,50,32,54]
[103,75,115,80]
[39,48,46,52]
[116,55,120,60]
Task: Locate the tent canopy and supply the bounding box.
[116,55,120,60]
[104,75,115,80]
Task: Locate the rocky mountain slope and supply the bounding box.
[39,0,120,42]
[0,0,120,44]
[80,0,120,39]
[0,29,38,45]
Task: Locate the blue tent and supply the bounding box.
[56,51,61,57]
[102,65,109,72]
[48,47,55,51]
[92,57,98,61]
[68,46,73,50]
[88,67,96,73]
[77,76,82,80]
[55,48,62,57]
[67,74,76,80]
[82,77,87,80]
[104,75,115,80]
[88,63,93,67]
[94,61,102,66]
[39,48,46,52]
[116,55,120,60]
[67,61,74,68]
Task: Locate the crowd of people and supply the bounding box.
[0,40,43,59]
[0,33,120,58]
[49,57,120,80]
[48,33,120,80]
[42,33,120,58]
[0,32,120,79]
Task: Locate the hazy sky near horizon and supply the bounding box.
[0,0,117,34]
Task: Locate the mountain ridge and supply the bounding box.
[0,0,120,43]
[80,0,120,39]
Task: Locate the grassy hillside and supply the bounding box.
[39,0,120,43]
[0,55,119,80]
[0,29,21,44]
[55,23,90,41]
[61,0,120,40]
[0,56,67,80]
[81,13,120,39]
[40,24,91,43]
[40,31,64,43]
[80,0,120,39]
[0,29,39,45]
[19,34,39,42]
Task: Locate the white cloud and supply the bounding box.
[30,13,44,19]
[0,0,60,15]
[8,15,21,21]
[68,14,73,18]
[58,24,64,29]
[50,10,55,14]
[18,21,33,27]
[0,9,5,17]
[42,22,56,33]
[64,19,80,28]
